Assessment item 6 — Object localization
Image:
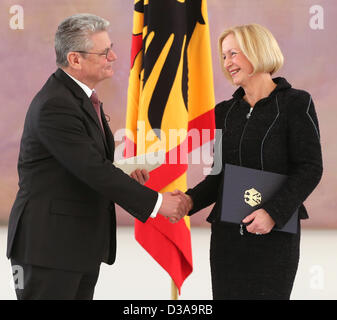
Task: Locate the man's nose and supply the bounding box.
[107,50,117,61]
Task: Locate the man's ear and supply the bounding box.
[67,52,82,70]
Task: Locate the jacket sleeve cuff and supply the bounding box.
[261,202,292,229]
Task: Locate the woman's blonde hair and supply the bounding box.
[218,23,284,83]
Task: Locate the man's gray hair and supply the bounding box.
[55,13,110,67]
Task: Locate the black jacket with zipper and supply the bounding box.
[186,77,323,229]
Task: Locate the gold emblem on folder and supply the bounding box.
[244,188,262,207]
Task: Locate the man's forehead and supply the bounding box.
[90,31,112,45]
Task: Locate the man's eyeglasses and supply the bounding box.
[75,43,114,59]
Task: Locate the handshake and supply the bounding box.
[159,190,193,223]
[130,169,193,223]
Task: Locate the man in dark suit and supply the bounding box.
[7,13,187,300]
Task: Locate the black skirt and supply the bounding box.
[210,221,301,300]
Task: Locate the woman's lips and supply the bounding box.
[229,68,240,76]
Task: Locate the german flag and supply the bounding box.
[125,0,215,295]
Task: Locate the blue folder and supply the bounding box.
[220,163,298,234]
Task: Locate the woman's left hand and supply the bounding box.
[242,208,275,235]
[130,169,150,185]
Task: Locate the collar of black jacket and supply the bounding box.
[53,68,107,145]
[54,68,89,101]
[232,77,292,100]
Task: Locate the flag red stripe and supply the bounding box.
[125,107,215,157]
[130,33,143,68]
[124,108,216,191]
[135,216,192,293]
[188,108,216,150]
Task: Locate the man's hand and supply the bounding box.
[242,208,275,235]
[171,189,193,213]
[130,169,150,185]
[159,192,191,223]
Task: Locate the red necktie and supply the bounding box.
[90,91,104,130]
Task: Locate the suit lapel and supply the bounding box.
[81,98,111,155]
[54,68,112,156]
[101,103,115,161]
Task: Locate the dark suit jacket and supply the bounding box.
[186,78,323,229]
[7,68,158,272]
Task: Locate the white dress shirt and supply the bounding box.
[63,70,162,218]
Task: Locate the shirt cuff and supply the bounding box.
[150,193,162,218]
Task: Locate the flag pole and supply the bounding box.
[171,279,178,300]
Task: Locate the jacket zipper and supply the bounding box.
[246,107,253,119]
[238,105,253,166]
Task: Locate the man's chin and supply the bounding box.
[104,70,114,78]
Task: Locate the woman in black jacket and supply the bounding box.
[179,23,323,299]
